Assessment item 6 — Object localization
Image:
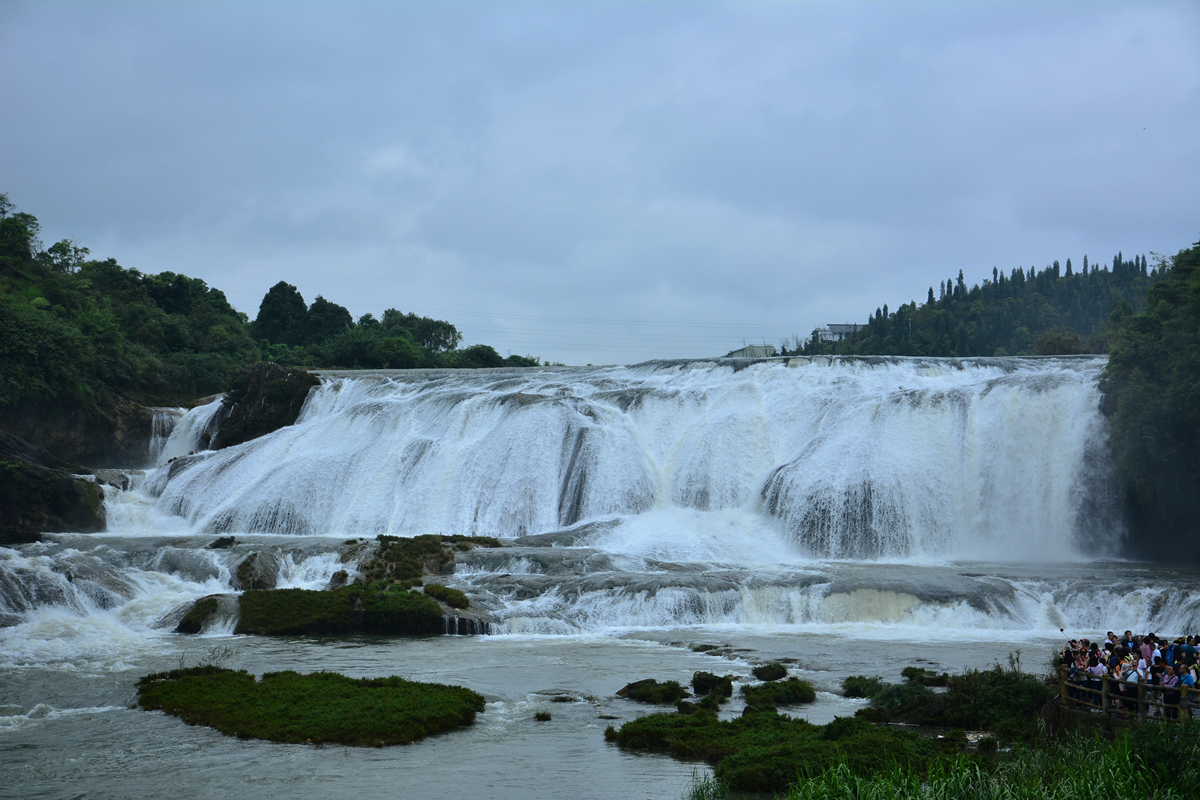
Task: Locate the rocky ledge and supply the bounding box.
[0,431,105,545]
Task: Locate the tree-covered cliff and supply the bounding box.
[1100,238,1200,560]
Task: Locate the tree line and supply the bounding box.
[789,254,1164,358]
[0,193,539,410]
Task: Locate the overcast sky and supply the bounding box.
[2,2,1197,365]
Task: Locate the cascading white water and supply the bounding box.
[148,357,1122,561]
[146,407,187,466]
[4,355,1162,647]
[153,398,224,466]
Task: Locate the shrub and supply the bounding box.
[693,671,734,698]
[534,711,552,721]
[842,675,887,699]
[752,663,788,682]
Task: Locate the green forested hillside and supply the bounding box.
[1100,238,1200,559]
[794,255,1163,357]
[0,194,538,411]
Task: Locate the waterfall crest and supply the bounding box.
[147,357,1121,560]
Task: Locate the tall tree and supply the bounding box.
[304,295,353,345]
[252,282,308,347]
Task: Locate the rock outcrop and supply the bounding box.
[0,390,153,467]
[0,431,105,544]
[209,362,319,449]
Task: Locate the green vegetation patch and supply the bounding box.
[842,675,888,699]
[423,582,469,609]
[617,678,690,705]
[692,671,734,698]
[608,709,948,794]
[742,677,816,707]
[766,724,1200,800]
[901,665,949,686]
[137,665,484,746]
[751,662,788,682]
[869,663,1055,741]
[358,534,502,585]
[235,585,444,636]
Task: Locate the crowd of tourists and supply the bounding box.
[1061,631,1200,719]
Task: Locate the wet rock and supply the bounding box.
[325,569,349,590]
[233,552,277,591]
[208,536,237,549]
[175,596,221,634]
[211,362,319,449]
[0,431,105,544]
[94,470,140,491]
[0,389,153,467]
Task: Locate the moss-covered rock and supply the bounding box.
[692,671,734,698]
[356,534,501,584]
[137,665,484,745]
[234,585,445,636]
[423,583,469,609]
[210,362,319,449]
[742,677,816,707]
[616,679,690,705]
[751,663,788,682]
[175,596,220,634]
[842,675,888,699]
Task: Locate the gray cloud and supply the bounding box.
[2,1,1196,363]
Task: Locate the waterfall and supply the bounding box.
[152,398,224,466]
[149,356,1122,561]
[146,407,186,466]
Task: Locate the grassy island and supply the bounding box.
[137,666,485,746]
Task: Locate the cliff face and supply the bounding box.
[0,431,105,544]
[0,389,153,468]
[211,362,319,450]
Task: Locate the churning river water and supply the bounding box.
[4,357,1198,799]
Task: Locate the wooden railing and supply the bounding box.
[1058,665,1196,721]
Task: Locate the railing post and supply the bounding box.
[1102,675,1110,714]
[1060,665,1069,704]
[1138,680,1146,722]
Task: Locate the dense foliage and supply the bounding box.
[1100,239,1200,560]
[0,194,540,411]
[792,254,1162,357]
[137,665,485,746]
[762,725,1200,800]
[619,664,1064,795]
[609,709,953,793]
[1,197,258,406]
